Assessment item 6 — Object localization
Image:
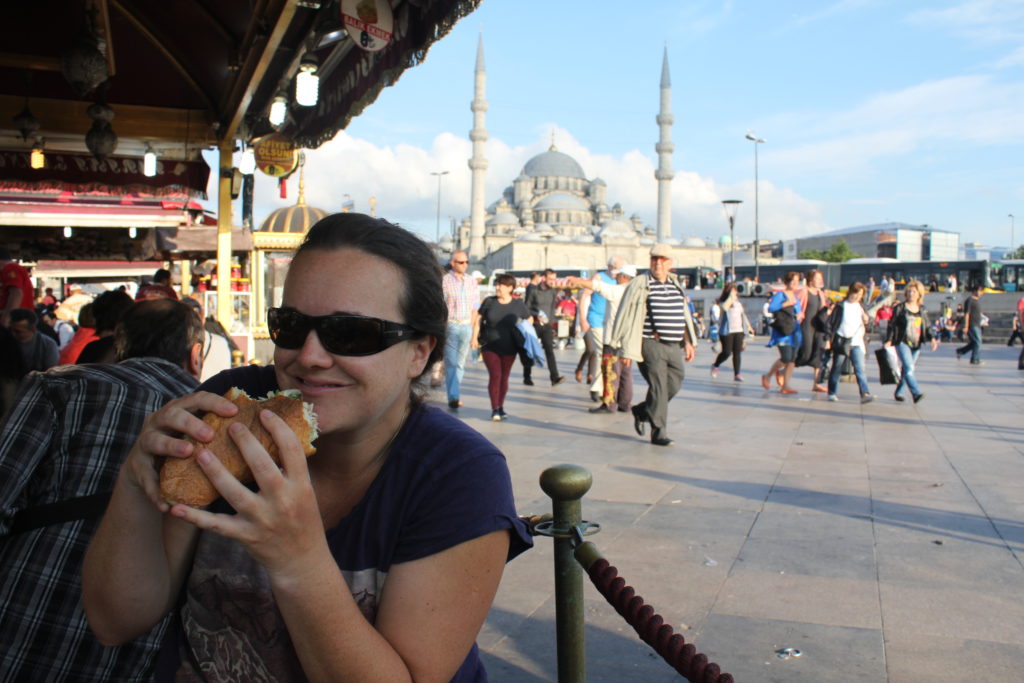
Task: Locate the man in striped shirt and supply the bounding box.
[441,251,481,409]
[609,244,697,446]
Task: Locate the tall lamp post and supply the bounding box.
[1010,213,1016,255]
[430,170,449,243]
[745,132,765,282]
[722,199,743,282]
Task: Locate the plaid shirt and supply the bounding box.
[442,270,481,324]
[0,358,198,682]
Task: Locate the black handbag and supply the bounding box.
[770,307,796,336]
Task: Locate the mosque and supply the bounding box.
[443,38,724,274]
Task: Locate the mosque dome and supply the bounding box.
[590,177,606,186]
[718,235,732,247]
[486,210,520,227]
[597,218,636,240]
[534,192,590,211]
[682,236,707,248]
[438,234,454,249]
[523,146,586,179]
[574,234,596,243]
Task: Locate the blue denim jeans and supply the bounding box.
[956,325,982,363]
[444,322,473,401]
[828,344,870,396]
[893,343,921,398]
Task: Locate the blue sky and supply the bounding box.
[237,0,1024,250]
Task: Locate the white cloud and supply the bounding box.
[228,124,832,245]
[907,0,1024,44]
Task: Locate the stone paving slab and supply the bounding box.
[443,339,1024,681]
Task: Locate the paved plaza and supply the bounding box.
[437,340,1024,682]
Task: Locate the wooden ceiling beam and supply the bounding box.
[0,95,215,146]
[220,0,301,141]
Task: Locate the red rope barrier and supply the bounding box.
[585,558,734,683]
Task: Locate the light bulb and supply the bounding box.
[143,143,157,177]
[269,94,287,127]
[30,138,45,170]
[63,226,73,238]
[239,147,256,175]
[128,226,137,239]
[296,54,319,107]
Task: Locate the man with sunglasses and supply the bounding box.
[441,251,480,410]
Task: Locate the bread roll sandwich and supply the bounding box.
[159,387,318,507]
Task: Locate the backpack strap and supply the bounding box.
[6,492,112,536]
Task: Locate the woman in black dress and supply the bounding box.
[473,273,532,421]
[796,269,829,393]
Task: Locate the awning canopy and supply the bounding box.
[0,0,482,173]
[156,226,253,253]
[31,259,165,279]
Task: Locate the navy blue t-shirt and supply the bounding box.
[157,365,532,682]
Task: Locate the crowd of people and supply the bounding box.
[0,215,1021,682]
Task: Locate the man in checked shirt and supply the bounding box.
[0,299,203,682]
[441,250,481,410]
[608,244,697,446]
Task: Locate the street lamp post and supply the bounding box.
[745,132,765,282]
[722,199,743,282]
[430,170,449,243]
[1010,213,1016,255]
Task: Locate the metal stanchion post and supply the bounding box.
[539,464,593,683]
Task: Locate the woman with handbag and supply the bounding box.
[884,279,938,403]
[473,273,532,421]
[761,271,803,394]
[711,283,755,381]
[825,281,874,403]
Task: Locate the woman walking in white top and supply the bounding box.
[825,281,874,403]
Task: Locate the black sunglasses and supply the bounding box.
[267,307,423,356]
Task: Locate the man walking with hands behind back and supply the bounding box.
[441,250,480,410]
[956,283,985,365]
[609,244,697,446]
[525,269,565,386]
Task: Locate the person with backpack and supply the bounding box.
[825,281,874,403]
[761,271,803,395]
[795,269,830,393]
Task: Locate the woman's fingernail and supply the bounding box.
[197,450,212,465]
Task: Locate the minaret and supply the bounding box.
[467,33,488,260]
[655,47,675,243]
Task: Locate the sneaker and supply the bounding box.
[969,361,985,366]
[734,374,744,382]
[912,393,924,404]
[498,408,509,420]
[448,398,462,410]
[551,376,566,386]
[589,403,614,414]
[491,410,502,422]
[893,393,905,402]
[523,378,534,386]
[828,394,839,402]
[860,394,875,404]
[710,366,718,378]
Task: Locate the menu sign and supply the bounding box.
[341,0,394,52]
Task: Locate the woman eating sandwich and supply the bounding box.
[83,213,531,682]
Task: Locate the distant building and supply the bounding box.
[789,223,959,261]
[450,38,722,274]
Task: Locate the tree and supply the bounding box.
[1008,245,1024,260]
[798,238,863,263]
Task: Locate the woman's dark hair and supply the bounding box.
[718,282,736,303]
[806,269,823,287]
[294,213,447,403]
[92,290,134,333]
[494,273,517,288]
[115,299,204,365]
[784,271,801,286]
[77,303,95,328]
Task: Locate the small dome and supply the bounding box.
[598,218,636,238]
[574,234,596,243]
[523,146,586,179]
[551,234,573,243]
[486,211,520,226]
[535,192,590,210]
[518,233,545,242]
[438,234,454,248]
[590,177,606,186]
[257,203,329,234]
[718,235,732,247]
[682,236,707,247]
